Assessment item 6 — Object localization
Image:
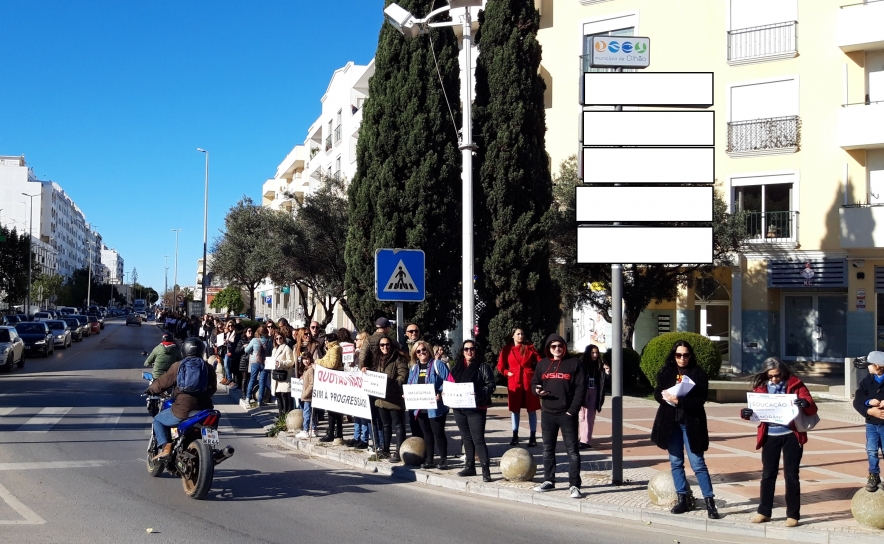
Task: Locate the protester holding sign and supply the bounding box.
[372,338,409,462]
[651,340,719,519]
[740,357,817,527]
[452,340,496,482]
[345,331,372,449]
[407,340,450,470]
[316,329,345,444]
[497,327,541,447]
[295,354,317,439]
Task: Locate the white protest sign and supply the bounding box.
[264,356,277,370]
[442,381,476,409]
[746,393,798,426]
[312,368,372,419]
[664,374,695,407]
[403,384,437,410]
[341,342,355,365]
[362,370,388,398]
[290,378,303,399]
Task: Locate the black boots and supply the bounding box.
[457,465,476,477]
[527,433,537,447]
[482,464,491,482]
[705,497,720,519]
[510,431,519,445]
[671,493,691,514]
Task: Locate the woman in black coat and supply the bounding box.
[233,327,254,401]
[650,340,719,519]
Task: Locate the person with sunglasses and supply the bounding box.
[405,323,422,355]
[741,357,817,527]
[407,340,450,469]
[532,334,584,498]
[232,327,254,401]
[451,340,496,481]
[651,340,719,518]
[271,332,296,417]
[366,337,408,461]
[316,329,345,444]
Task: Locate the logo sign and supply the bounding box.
[375,248,425,302]
[590,36,650,69]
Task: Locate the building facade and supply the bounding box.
[100,245,124,283]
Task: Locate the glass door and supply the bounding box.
[782,294,847,362]
[695,303,730,361]
[817,295,847,360]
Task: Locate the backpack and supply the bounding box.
[177,356,208,394]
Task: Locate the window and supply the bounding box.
[727,77,799,156]
[727,0,798,64]
[732,172,798,242]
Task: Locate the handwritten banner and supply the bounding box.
[341,342,355,365]
[290,378,303,400]
[403,384,437,410]
[312,369,372,419]
[362,370,388,398]
[441,381,476,409]
[746,392,798,426]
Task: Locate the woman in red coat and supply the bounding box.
[740,357,818,528]
[497,327,541,446]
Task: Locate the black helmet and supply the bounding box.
[161,333,173,343]
[181,337,205,358]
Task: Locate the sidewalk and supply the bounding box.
[218,381,883,543]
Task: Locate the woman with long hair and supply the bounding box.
[578,344,607,449]
[497,327,540,446]
[245,325,273,407]
[650,340,719,519]
[271,330,296,417]
[346,331,372,449]
[316,329,345,444]
[407,340,450,469]
[452,339,496,482]
[233,327,254,401]
[741,357,817,527]
[367,337,408,462]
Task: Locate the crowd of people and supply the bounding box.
[148,313,884,528]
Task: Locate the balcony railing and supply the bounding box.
[325,135,332,152]
[745,210,798,242]
[727,115,800,154]
[334,125,342,143]
[727,21,797,63]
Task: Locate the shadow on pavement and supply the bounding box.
[207,467,393,501]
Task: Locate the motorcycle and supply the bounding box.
[142,372,235,499]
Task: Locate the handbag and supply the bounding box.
[793,409,820,432]
[272,369,289,381]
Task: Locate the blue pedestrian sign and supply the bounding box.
[375,248,425,302]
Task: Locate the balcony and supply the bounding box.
[334,124,342,143]
[840,204,884,248]
[262,178,276,200]
[727,21,798,65]
[325,135,332,152]
[745,211,799,244]
[838,102,884,150]
[837,0,884,52]
[727,115,800,157]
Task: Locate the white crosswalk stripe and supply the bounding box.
[0,407,16,417]
[16,407,72,432]
[93,407,123,430]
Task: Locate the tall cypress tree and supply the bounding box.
[344,0,462,342]
[473,0,561,358]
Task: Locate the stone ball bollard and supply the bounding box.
[648,471,678,507]
[286,409,304,434]
[851,487,884,529]
[400,437,426,466]
[500,447,536,482]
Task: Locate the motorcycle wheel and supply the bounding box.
[181,439,214,499]
[146,434,164,477]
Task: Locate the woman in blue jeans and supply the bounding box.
[245,325,273,407]
[650,340,720,519]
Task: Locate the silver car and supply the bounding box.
[45,320,72,349]
[0,326,26,372]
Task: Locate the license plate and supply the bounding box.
[201,428,219,445]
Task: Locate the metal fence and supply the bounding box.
[727,21,797,62]
[727,115,800,153]
[325,135,332,152]
[334,125,342,143]
[745,210,798,242]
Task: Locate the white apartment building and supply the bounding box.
[100,245,124,283]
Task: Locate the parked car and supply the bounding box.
[0,326,25,372]
[62,317,85,342]
[33,311,53,321]
[14,322,54,357]
[71,315,91,337]
[126,313,142,326]
[87,315,101,334]
[45,320,72,349]
[85,310,105,329]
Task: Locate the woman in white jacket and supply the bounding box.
[271,332,296,417]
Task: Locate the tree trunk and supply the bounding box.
[247,285,257,320]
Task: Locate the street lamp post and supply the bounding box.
[384,0,481,340]
[164,255,169,308]
[86,226,98,308]
[21,192,39,315]
[171,229,181,311]
[197,148,209,311]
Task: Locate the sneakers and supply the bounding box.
[867,472,881,492]
[332,438,344,446]
[295,430,308,439]
[308,430,317,438]
[570,486,582,499]
[534,481,555,492]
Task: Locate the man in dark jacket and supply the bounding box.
[531,333,585,498]
[144,333,182,379]
[147,338,217,461]
[359,317,393,370]
[854,351,884,491]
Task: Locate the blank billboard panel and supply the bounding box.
[583,72,713,107]
[576,186,712,222]
[577,227,713,264]
[583,111,714,146]
[582,147,713,184]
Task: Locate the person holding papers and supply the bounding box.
[651,340,720,519]
[372,338,409,462]
[451,340,496,482]
[316,329,345,444]
[740,357,817,528]
[407,340,450,470]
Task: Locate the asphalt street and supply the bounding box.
[0,319,774,544]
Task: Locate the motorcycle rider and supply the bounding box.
[146,337,218,461]
[144,333,182,379]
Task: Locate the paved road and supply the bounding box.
[0,320,772,543]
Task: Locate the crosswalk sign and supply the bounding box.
[375,249,425,302]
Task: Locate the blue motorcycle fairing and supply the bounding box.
[162,398,173,412]
[177,409,219,435]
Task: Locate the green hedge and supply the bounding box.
[237,319,261,331]
[602,346,646,388]
[640,332,722,387]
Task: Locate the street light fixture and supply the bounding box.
[197,148,209,311]
[172,229,182,311]
[21,192,39,315]
[384,0,482,340]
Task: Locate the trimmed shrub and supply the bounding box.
[602,347,646,388]
[237,319,261,332]
[640,332,722,388]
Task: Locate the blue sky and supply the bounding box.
[0,1,381,293]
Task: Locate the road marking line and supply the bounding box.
[0,482,45,525]
[0,407,15,417]
[93,407,123,430]
[16,407,71,432]
[0,460,109,471]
